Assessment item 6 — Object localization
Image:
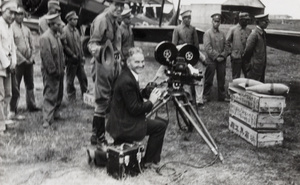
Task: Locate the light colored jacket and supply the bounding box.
[12,22,33,65]
[0,17,17,77]
[203,28,229,64]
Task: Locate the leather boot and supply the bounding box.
[90,116,106,145]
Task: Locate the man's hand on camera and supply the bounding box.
[149,88,161,105]
[216,56,225,62]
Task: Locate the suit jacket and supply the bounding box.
[106,67,153,141]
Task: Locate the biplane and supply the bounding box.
[17,0,300,54]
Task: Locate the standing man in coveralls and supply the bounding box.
[243,14,269,83]
[88,0,125,145]
[10,7,41,121]
[203,13,229,102]
[0,0,17,133]
[119,4,134,65]
[40,14,65,128]
[226,12,251,79]
[62,11,88,101]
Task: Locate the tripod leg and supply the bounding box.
[173,96,223,162]
[146,95,171,119]
[186,100,224,162]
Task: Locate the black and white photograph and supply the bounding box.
[0,0,299,184]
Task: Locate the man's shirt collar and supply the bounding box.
[130,69,139,82]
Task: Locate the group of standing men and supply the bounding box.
[203,11,269,103]
[0,1,41,133]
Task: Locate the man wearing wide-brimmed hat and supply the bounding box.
[0,0,18,133]
[9,6,41,122]
[39,13,65,128]
[226,12,252,79]
[61,10,88,102]
[119,4,134,63]
[39,0,62,34]
[243,14,269,82]
[88,0,127,146]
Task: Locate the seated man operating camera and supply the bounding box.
[106,47,168,166]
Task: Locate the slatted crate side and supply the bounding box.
[229,117,283,147]
[83,93,95,107]
[229,101,284,129]
[231,92,286,112]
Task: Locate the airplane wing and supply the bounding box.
[266,29,300,54]
[133,26,204,43]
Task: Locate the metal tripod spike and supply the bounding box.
[146,90,224,163]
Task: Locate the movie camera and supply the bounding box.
[145,41,223,163]
[154,41,203,89]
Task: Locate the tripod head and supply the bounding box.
[154,41,204,90]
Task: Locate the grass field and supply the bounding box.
[0,32,300,185]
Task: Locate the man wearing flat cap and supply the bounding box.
[243,14,269,82]
[203,13,230,102]
[88,0,126,145]
[39,0,62,34]
[39,13,65,128]
[0,0,18,132]
[61,11,88,102]
[9,6,40,122]
[119,4,134,64]
[226,12,251,79]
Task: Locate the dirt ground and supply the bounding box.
[1,32,300,185]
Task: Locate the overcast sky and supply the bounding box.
[261,0,300,19]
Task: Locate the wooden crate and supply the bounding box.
[229,83,286,112]
[83,93,95,107]
[231,92,286,113]
[229,101,283,129]
[229,117,283,147]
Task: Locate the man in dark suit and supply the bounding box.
[106,47,168,166]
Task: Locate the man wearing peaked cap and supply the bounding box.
[65,10,78,21]
[48,0,61,10]
[61,10,88,102]
[119,4,134,64]
[226,12,251,79]
[203,13,230,102]
[239,12,250,20]
[45,13,63,25]
[0,0,18,131]
[1,0,18,13]
[243,13,269,82]
[211,13,221,21]
[9,6,41,122]
[39,0,62,34]
[180,10,191,18]
[88,0,125,146]
[170,9,206,105]
[255,14,269,21]
[39,13,65,128]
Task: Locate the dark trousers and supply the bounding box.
[66,62,88,100]
[10,63,38,112]
[42,71,64,123]
[203,61,226,100]
[231,59,249,79]
[114,118,168,164]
